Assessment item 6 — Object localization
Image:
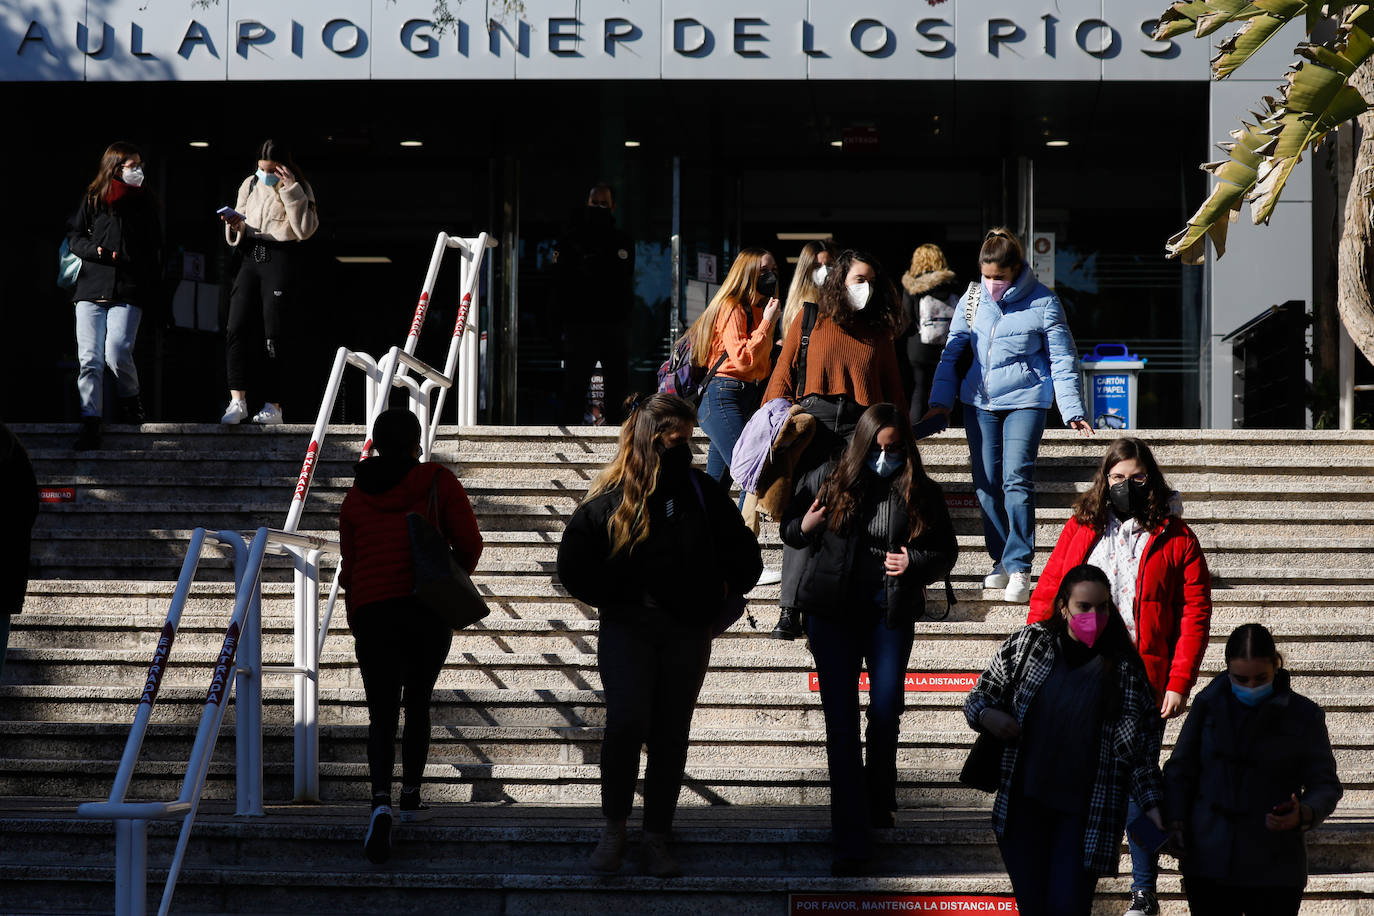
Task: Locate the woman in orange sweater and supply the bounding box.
[762,248,906,638]
[687,248,782,482]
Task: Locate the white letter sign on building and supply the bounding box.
[2,0,1210,81]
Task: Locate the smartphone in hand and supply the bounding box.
[216,206,245,222]
[1127,811,1171,853]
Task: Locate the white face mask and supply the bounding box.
[811,265,829,287]
[846,282,872,311]
[122,166,145,188]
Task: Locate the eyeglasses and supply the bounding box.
[1107,472,1149,485]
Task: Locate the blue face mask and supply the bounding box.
[866,447,905,478]
[1230,680,1274,707]
[255,168,280,188]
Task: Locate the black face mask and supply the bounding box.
[1108,479,1149,518]
[756,271,778,296]
[658,442,692,477]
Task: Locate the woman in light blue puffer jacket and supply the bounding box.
[925,229,1093,604]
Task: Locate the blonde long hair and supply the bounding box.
[686,248,772,366]
[585,394,698,557]
[782,240,834,333]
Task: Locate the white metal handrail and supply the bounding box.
[82,230,495,916]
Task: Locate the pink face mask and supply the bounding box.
[984,277,1013,302]
[1067,610,1109,647]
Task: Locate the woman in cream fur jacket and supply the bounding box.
[219,139,318,425]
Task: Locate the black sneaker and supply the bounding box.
[1124,890,1159,916]
[115,395,145,425]
[771,607,803,641]
[364,805,393,863]
[398,789,433,823]
[74,418,101,451]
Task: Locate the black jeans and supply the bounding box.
[996,789,1099,916]
[351,598,453,801]
[226,243,299,404]
[1183,876,1303,916]
[561,321,629,425]
[597,611,712,832]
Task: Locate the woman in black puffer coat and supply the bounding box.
[781,402,958,875]
[66,141,164,449]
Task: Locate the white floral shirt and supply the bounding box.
[1086,513,1150,640]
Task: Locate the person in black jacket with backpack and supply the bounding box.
[65,141,164,450]
[781,402,958,874]
[557,393,762,879]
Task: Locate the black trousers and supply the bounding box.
[1183,876,1303,916]
[596,612,712,832]
[226,243,299,404]
[561,322,629,426]
[996,789,1099,916]
[351,598,453,801]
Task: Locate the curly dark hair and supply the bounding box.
[815,249,905,336]
[816,403,944,541]
[1071,437,1175,531]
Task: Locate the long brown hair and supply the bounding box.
[687,248,773,365]
[782,239,836,333]
[815,249,904,336]
[584,393,698,557]
[1071,437,1175,531]
[85,141,142,207]
[816,403,943,540]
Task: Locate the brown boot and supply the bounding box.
[588,819,626,874]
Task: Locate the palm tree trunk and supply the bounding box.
[1337,61,1374,362]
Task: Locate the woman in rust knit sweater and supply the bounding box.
[688,248,782,482]
[762,249,906,638]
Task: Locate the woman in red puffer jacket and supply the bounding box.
[1027,436,1211,916]
[338,408,482,865]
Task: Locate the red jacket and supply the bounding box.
[339,459,482,623]
[1027,515,1212,702]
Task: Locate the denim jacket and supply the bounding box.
[928,266,1086,423]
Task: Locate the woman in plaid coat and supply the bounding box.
[965,564,1167,916]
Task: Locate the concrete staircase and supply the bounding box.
[2,423,1372,914]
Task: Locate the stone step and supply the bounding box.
[5,685,1373,736]
[8,645,1374,694]
[5,756,1372,809]
[3,802,1370,913]
[3,721,1370,772]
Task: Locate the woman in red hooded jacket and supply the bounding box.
[1027,436,1211,916]
[339,408,482,865]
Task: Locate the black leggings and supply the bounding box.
[597,612,712,832]
[352,598,453,801]
[226,243,299,404]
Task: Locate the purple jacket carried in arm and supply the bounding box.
[730,397,794,495]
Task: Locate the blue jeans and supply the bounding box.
[75,301,142,418]
[1126,794,1159,892]
[965,407,1047,574]
[696,377,760,483]
[806,605,914,858]
[997,789,1099,916]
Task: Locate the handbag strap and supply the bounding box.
[794,300,819,401]
[962,281,981,327]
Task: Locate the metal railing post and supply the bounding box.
[293,548,322,802]
[233,533,264,817]
[115,818,148,916]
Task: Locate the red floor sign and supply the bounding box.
[790,894,1018,913]
[807,672,980,692]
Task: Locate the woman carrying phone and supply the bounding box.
[965,564,1166,916]
[781,403,957,875]
[1163,624,1342,916]
[219,139,318,425]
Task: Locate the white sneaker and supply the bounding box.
[756,567,783,586]
[220,398,248,425]
[252,402,283,425]
[1005,572,1031,604]
[983,564,1009,589]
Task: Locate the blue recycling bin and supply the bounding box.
[1080,343,1147,430]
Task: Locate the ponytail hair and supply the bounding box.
[1225,623,1285,668]
[979,227,1025,273]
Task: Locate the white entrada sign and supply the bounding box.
[2,0,1212,82]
